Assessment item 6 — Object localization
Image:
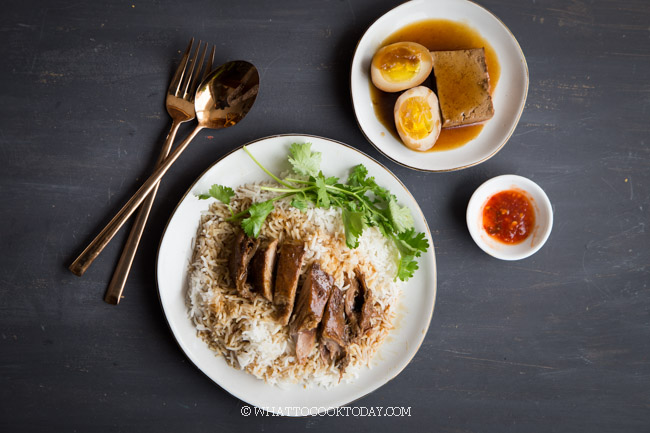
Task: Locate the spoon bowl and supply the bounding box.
[196,61,259,129]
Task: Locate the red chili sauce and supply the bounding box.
[482,189,535,244]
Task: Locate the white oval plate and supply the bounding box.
[156,134,437,415]
[350,0,529,171]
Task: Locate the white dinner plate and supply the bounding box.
[156,134,437,415]
[350,0,529,171]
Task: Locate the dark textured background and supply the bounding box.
[1,0,649,431]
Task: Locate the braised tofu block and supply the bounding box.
[430,48,494,128]
[273,241,306,325]
[228,230,260,299]
[320,286,348,366]
[248,238,279,302]
[290,263,332,364]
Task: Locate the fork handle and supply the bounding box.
[69,124,204,277]
[103,120,183,304]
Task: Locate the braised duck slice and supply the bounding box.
[273,241,306,326]
[344,269,377,341]
[294,329,316,364]
[344,274,361,333]
[290,262,332,363]
[320,286,348,366]
[291,263,333,332]
[228,229,260,299]
[248,238,278,302]
[355,269,378,335]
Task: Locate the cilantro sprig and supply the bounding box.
[197,142,429,281]
[198,184,235,216]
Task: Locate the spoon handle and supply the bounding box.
[69,125,204,277]
[103,120,183,304]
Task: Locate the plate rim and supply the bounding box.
[154,133,437,414]
[349,0,530,172]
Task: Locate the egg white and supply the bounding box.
[370,42,433,93]
[393,86,442,152]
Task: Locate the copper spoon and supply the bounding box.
[69,61,260,278]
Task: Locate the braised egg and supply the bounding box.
[394,86,442,151]
[371,42,433,92]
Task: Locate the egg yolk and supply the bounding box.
[378,47,421,82]
[398,97,433,140]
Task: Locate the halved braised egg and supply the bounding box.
[371,42,433,92]
[394,86,442,151]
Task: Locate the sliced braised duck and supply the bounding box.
[273,241,306,326]
[290,262,332,363]
[292,263,333,331]
[293,329,316,363]
[355,269,378,335]
[344,274,359,331]
[344,268,377,341]
[228,229,260,299]
[319,286,348,366]
[248,238,278,302]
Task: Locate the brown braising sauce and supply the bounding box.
[369,19,501,152]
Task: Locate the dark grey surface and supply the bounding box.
[1,0,649,431]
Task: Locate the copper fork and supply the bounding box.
[69,40,215,297]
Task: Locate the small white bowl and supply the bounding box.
[466,175,553,260]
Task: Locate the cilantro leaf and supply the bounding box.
[288,142,321,176]
[388,198,414,233]
[342,208,367,248]
[368,180,393,204]
[347,165,393,205]
[241,200,274,238]
[395,229,429,257]
[347,164,368,187]
[396,254,419,281]
[314,175,331,207]
[291,198,307,212]
[392,230,428,281]
[197,184,235,204]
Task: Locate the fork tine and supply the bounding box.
[202,45,216,83]
[187,42,209,101]
[180,40,202,99]
[168,38,193,95]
